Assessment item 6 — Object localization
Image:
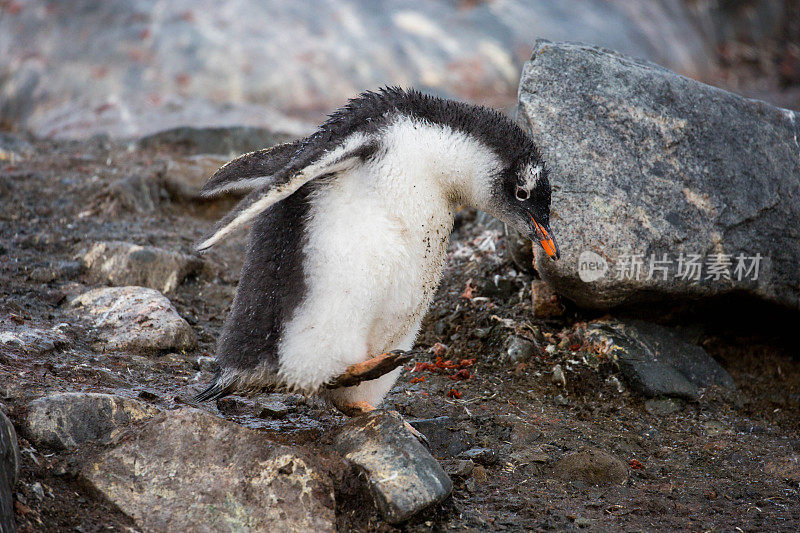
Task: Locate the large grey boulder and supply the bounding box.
[335,410,452,523]
[70,286,197,353]
[80,408,335,532]
[518,41,800,310]
[22,392,159,450]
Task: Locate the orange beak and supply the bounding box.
[531,216,560,261]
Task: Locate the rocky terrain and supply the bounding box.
[1,32,799,533]
[0,122,798,530]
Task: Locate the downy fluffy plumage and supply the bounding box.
[195,87,557,410]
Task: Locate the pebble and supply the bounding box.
[458,447,498,466]
[551,364,566,387]
[553,447,628,486]
[71,286,197,353]
[505,336,538,362]
[441,459,474,478]
[255,400,290,419]
[531,279,565,318]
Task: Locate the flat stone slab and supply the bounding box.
[335,410,452,524]
[23,392,159,450]
[70,286,197,353]
[80,408,335,532]
[586,319,735,400]
[80,241,201,294]
[518,40,800,310]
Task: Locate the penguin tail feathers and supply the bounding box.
[194,373,235,403]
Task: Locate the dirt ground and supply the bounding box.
[1,137,798,532]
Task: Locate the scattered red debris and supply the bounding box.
[410,376,425,384]
[458,358,476,368]
[449,369,471,381]
[413,362,438,373]
[432,342,448,357]
[629,459,644,470]
[461,278,477,299]
[447,389,463,399]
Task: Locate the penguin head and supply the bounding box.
[490,154,559,261]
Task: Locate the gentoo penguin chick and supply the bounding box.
[194,87,559,422]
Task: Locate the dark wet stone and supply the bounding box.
[22,393,159,450]
[518,40,800,310]
[81,408,335,532]
[586,319,735,400]
[0,411,20,533]
[553,447,628,486]
[137,126,292,156]
[334,410,452,524]
[408,416,475,458]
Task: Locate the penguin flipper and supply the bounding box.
[196,133,379,251]
[198,140,303,198]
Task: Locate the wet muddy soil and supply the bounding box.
[1,137,798,531]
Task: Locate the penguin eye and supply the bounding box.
[515,186,530,201]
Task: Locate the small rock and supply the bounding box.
[575,517,594,528]
[551,364,566,387]
[0,411,20,533]
[71,286,197,353]
[702,420,728,437]
[531,280,565,318]
[644,398,682,416]
[586,320,734,400]
[408,416,475,458]
[255,400,290,419]
[441,459,474,478]
[334,410,452,524]
[80,241,201,294]
[193,355,217,372]
[215,397,249,416]
[0,324,69,356]
[554,394,570,406]
[505,336,538,363]
[81,408,335,532]
[553,447,628,486]
[23,392,159,450]
[458,447,498,466]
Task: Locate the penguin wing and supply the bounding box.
[198,140,303,197]
[196,132,379,251]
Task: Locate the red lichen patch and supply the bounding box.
[432,342,448,357]
[461,278,477,299]
[410,376,425,384]
[629,459,644,470]
[447,389,463,399]
[449,369,471,381]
